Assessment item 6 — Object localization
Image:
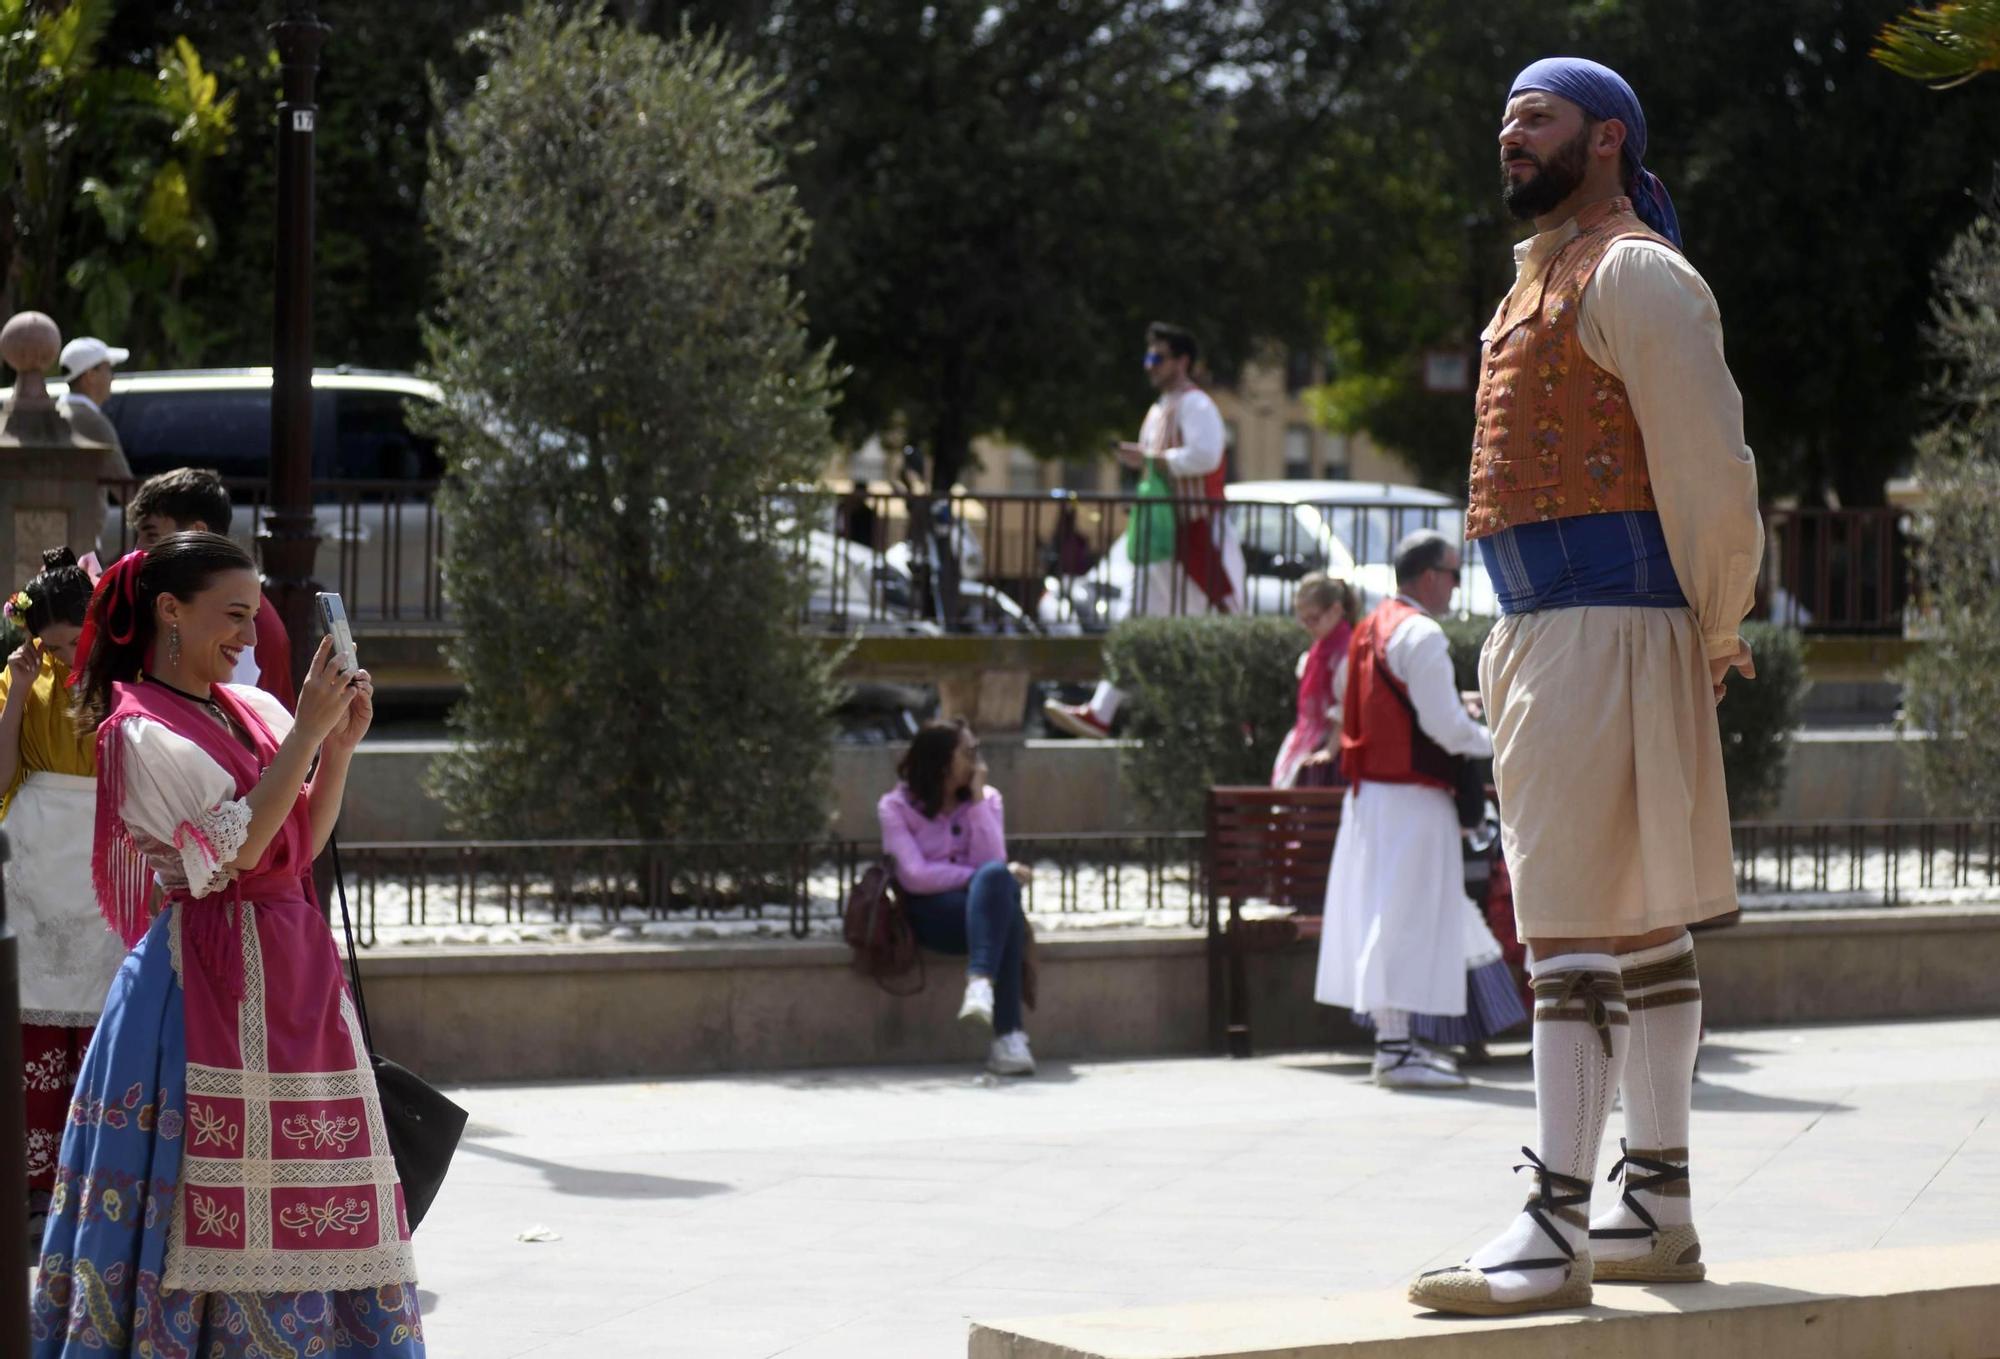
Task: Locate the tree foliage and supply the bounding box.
[1873,0,2000,86]
[1303,0,2000,505]
[0,0,236,365]
[1900,190,2000,816]
[688,0,1360,489]
[423,2,841,843]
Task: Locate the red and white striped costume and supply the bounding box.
[1132,384,1245,617]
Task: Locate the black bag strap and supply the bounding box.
[329,833,377,1060]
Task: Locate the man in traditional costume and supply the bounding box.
[1312,531,1523,1090]
[1043,322,1246,739]
[1407,57,1761,1317]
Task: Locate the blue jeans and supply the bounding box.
[905,861,1026,1034]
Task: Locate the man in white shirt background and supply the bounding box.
[1313,529,1508,1089]
[56,334,129,457]
[1045,321,1246,739]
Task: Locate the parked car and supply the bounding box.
[1036,479,1498,631]
[1,368,451,621]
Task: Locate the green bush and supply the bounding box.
[1438,615,1493,693]
[1720,621,1806,817]
[422,6,840,843]
[1900,193,2000,819]
[1104,616,1306,828]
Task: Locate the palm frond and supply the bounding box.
[1873,0,2000,88]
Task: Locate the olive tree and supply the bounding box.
[1901,188,2000,817]
[423,3,840,843]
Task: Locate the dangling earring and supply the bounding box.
[167,623,182,668]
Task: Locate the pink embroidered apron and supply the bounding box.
[95,681,416,1294]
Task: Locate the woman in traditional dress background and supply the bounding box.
[3,548,131,1238]
[33,532,424,1357]
[1271,572,1358,790]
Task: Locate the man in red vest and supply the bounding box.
[1408,58,1761,1319]
[127,468,296,710]
[1312,530,1513,1090]
[1044,321,1245,738]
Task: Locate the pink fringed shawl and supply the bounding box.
[91,679,313,999]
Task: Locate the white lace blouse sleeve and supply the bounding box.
[115,717,252,899]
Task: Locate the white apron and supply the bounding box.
[8,770,131,1025]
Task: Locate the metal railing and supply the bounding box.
[335,831,1208,947]
[1757,506,1911,634]
[98,477,449,623]
[95,480,1917,635]
[1733,818,2000,906]
[782,487,1475,634]
[328,816,2000,947]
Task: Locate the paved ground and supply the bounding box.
[415,1016,1998,1358]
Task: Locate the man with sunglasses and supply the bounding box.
[1314,529,1502,1091]
[1044,321,1244,739]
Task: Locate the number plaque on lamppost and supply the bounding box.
[263,2,331,693]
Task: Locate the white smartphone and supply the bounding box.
[316,592,358,674]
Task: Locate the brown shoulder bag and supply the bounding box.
[843,858,926,996]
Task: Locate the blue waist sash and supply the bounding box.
[1478,511,1687,614]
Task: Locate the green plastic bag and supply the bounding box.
[1127,458,1177,566]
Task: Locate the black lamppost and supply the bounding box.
[263,2,331,693]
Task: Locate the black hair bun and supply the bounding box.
[40,546,79,572]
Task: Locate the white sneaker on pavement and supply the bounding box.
[1373,1040,1469,1090]
[958,976,995,1029]
[987,1031,1037,1076]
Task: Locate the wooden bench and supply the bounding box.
[1204,785,1345,1058]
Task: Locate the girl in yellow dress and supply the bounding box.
[1,547,127,1228]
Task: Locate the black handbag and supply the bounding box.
[331,836,467,1230]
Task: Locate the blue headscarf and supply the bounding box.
[1508,57,1681,250]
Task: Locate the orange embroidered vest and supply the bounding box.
[1465,198,1671,540]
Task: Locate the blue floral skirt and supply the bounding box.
[31,913,424,1358]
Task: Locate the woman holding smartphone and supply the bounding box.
[878,721,1038,1075]
[33,533,423,1357]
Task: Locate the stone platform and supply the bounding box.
[970,1241,2000,1357]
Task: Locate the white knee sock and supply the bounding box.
[1374,1008,1411,1044]
[1467,952,1627,1301]
[1592,935,1700,1259]
[1087,681,1123,725]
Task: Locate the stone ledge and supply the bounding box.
[355,907,2000,1081]
[968,1240,2000,1359]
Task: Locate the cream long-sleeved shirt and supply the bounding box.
[1508,217,1764,659]
[1139,386,1226,479]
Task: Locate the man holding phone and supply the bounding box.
[1045,321,1245,739]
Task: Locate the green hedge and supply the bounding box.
[1104,616,1305,828]
[1108,612,1804,827]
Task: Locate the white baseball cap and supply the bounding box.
[59,336,130,379]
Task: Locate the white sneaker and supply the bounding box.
[1373,1041,1468,1090]
[958,976,995,1028]
[987,1031,1037,1076]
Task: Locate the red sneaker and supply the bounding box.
[1043,701,1111,739]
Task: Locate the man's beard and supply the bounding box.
[1501,124,1590,220]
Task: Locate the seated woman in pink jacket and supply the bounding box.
[877,721,1037,1075]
